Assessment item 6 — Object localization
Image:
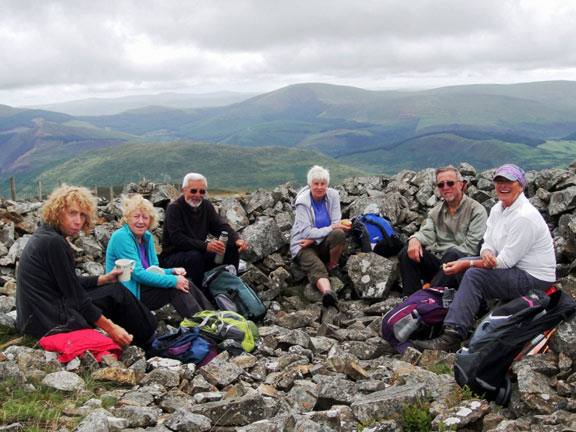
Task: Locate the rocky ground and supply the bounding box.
[3,163,576,431]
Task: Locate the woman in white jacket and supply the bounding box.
[289,166,351,308]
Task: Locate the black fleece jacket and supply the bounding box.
[161,196,239,257]
[16,224,101,338]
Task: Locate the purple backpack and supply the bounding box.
[381,287,450,353]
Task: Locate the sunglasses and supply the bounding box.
[436,181,456,188]
[189,189,207,195]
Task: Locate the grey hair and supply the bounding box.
[181,173,208,189]
[435,166,463,181]
[307,165,330,186]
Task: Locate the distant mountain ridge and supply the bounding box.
[24,91,258,116]
[1,81,576,198]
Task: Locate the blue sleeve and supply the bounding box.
[107,229,177,289]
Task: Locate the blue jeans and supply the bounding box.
[444,267,553,339]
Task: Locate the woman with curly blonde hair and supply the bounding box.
[40,185,97,235]
[106,194,213,318]
[16,184,158,348]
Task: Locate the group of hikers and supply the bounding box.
[16,173,247,350]
[14,162,556,356]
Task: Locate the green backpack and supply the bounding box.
[202,266,267,322]
[181,310,259,353]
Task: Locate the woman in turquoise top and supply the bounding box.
[106,194,213,318]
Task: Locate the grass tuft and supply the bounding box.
[0,378,71,430]
[0,324,38,349]
[400,399,432,432]
[444,384,485,408]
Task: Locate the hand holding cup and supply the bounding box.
[115,259,135,282]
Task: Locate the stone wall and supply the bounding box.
[2,162,576,430]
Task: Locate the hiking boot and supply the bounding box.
[413,327,462,352]
[322,291,339,310]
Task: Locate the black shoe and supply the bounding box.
[413,327,462,352]
[322,291,339,310]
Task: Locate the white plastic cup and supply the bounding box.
[115,259,135,282]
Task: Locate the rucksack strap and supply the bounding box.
[202,265,235,288]
[224,282,260,320]
[186,314,234,342]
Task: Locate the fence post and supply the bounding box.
[10,177,16,201]
[109,185,114,200]
[58,180,62,188]
[94,185,98,197]
[37,181,42,201]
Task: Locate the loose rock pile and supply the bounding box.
[3,162,576,430]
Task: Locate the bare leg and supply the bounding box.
[329,244,344,268]
[316,277,332,294]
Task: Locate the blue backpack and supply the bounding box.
[352,213,404,257]
[151,327,213,364]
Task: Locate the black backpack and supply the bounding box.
[351,213,404,257]
[453,289,576,405]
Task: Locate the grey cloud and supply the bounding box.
[1,0,576,105]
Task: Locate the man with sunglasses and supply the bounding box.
[160,173,248,288]
[398,166,487,296]
[415,164,556,352]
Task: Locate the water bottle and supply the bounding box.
[214,231,228,264]
[394,310,421,343]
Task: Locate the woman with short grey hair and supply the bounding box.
[290,165,351,309]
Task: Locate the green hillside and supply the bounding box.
[426,80,576,110]
[339,133,575,175]
[3,81,576,192]
[0,116,142,177]
[1,141,366,198]
[84,81,576,145]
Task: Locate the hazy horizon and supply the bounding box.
[2,0,576,107]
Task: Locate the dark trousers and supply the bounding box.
[445,267,552,339]
[399,246,467,296]
[161,245,240,289]
[86,283,157,348]
[140,280,214,318]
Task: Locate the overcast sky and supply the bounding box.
[1,0,576,107]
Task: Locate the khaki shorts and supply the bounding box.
[296,229,346,285]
